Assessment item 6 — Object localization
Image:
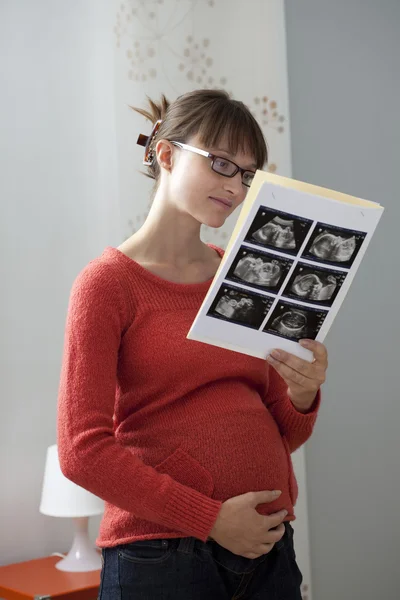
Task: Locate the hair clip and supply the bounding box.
[136,119,162,166]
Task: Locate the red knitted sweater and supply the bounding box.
[57,246,320,548]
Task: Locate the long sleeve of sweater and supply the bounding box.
[57,261,221,542]
[264,364,321,452]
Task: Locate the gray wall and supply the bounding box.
[0,0,118,566]
[284,1,400,599]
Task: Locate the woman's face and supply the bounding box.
[163,133,257,228]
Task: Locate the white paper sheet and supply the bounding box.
[188,176,384,362]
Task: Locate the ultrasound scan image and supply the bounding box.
[309,230,356,263]
[271,309,308,339]
[252,216,296,250]
[209,286,274,329]
[215,292,256,321]
[291,272,337,301]
[233,255,282,288]
[263,299,328,341]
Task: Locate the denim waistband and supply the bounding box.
[159,521,292,575]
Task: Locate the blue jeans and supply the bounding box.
[98,522,302,599]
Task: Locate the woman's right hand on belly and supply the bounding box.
[209,490,287,559]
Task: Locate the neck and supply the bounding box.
[125,189,210,266]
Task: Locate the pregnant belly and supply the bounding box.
[117,388,298,513]
[181,408,296,505]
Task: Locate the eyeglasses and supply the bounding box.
[170,141,256,188]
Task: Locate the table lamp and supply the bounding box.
[39,444,104,572]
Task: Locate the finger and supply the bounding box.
[263,509,288,530]
[244,549,272,559]
[244,552,260,559]
[247,490,282,506]
[268,355,325,389]
[267,356,310,388]
[299,339,328,365]
[262,523,285,544]
[268,349,315,379]
[269,522,286,536]
[254,542,275,557]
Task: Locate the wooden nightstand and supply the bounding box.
[0,556,101,600]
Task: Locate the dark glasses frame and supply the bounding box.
[170,141,256,187]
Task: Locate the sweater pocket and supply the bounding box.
[282,437,299,505]
[154,447,214,497]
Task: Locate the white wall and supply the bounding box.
[0,0,119,564]
[284,1,400,598]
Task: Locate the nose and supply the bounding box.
[222,171,246,200]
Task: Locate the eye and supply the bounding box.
[214,156,231,173]
[214,158,230,170]
[243,172,254,186]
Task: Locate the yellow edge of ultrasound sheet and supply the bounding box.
[221,170,380,274]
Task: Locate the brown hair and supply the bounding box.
[131,89,268,184]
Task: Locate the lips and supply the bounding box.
[209,196,233,208]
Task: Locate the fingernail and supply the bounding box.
[273,490,282,497]
[267,355,276,363]
[282,510,288,517]
[271,350,282,359]
[299,339,311,347]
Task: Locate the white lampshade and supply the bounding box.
[40,444,104,518]
[40,444,104,572]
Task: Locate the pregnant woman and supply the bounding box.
[57,89,328,600]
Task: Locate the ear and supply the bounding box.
[155,139,174,172]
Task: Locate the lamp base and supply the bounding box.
[55,517,102,572]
